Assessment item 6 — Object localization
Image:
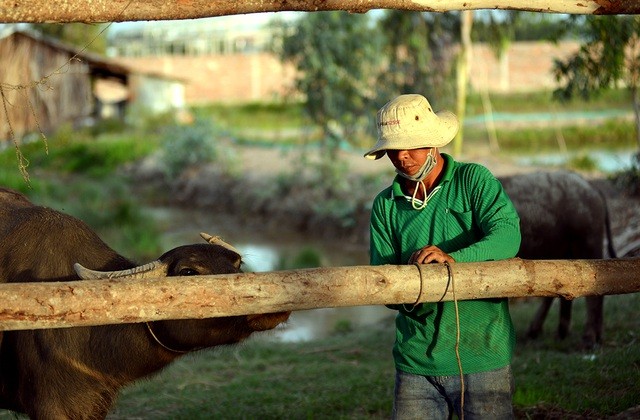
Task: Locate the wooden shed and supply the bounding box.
[0,28,131,142]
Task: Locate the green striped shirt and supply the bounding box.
[369,153,521,376]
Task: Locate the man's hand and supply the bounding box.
[409,245,455,264]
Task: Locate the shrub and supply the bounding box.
[276,247,323,270]
[566,153,597,172]
[89,118,127,136]
[611,151,640,196]
[160,118,222,179]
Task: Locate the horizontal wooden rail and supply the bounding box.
[1,0,636,24]
[0,258,638,331]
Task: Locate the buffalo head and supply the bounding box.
[73,232,291,352]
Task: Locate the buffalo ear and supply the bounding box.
[74,261,168,280]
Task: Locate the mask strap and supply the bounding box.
[396,149,437,182]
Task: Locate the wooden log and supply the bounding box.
[0,0,637,24]
[0,258,638,331]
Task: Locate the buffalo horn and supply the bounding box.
[73,260,168,280]
[200,232,241,255]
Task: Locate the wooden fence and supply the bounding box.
[0,0,636,24]
[1,258,638,331]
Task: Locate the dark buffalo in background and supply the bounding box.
[0,188,290,419]
[499,171,616,347]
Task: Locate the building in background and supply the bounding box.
[108,16,296,105]
[107,16,579,105]
[107,15,276,57]
[0,27,185,143]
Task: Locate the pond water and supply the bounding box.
[516,149,636,173]
[147,206,394,343]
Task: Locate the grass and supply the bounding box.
[40,129,160,177]
[491,119,636,153]
[2,127,159,186]
[464,89,631,115]
[510,294,640,416]
[193,101,308,130]
[0,294,637,419]
[112,325,396,419]
[100,293,639,418]
[1,130,164,261]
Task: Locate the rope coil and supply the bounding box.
[410,262,452,307]
[411,263,427,306]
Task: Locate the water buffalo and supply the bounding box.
[0,189,290,419]
[499,171,616,347]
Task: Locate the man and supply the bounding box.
[365,94,521,419]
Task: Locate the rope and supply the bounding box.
[146,322,189,354]
[445,261,465,419]
[412,263,427,306]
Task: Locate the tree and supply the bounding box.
[472,11,568,42]
[453,11,473,157]
[273,11,380,164]
[466,11,522,153]
[376,11,458,109]
[553,16,640,164]
[485,11,520,91]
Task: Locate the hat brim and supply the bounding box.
[364,110,459,160]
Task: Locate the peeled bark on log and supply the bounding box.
[0,0,638,24]
[0,258,638,331]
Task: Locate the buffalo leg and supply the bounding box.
[558,298,572,339]
[583,296,604,347]
[527,297,554,339]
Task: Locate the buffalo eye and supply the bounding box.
[178,268,199,276]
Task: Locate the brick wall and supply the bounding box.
[118,41,580,105]
[118,53,297,105]
[470,41,580,93]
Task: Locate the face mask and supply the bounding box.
[395,148,437,182]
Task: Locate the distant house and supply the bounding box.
[0,28,185,143]
[108,17,296,104]
[127,72,186,117]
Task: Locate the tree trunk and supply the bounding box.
[480,83,499,152]
[1,1,636,24]
[0,258,638,331]
[499,49,509,92]
[453,10,473,157]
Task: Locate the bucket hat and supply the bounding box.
[364,94,459,160]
